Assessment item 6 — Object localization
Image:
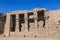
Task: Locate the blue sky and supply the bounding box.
[0,0,60,14]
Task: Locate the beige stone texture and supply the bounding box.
[1,8,60,40]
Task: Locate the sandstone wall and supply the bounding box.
[1,8,60,38]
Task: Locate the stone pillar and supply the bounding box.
[24,12,28,32]
[34,11,38,35]
[15,14,19,33]
[4,14,10,37]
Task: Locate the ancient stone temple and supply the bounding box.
[1,8,60,40]
[4,8,46,37]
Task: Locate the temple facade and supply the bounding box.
[0,8,60,38]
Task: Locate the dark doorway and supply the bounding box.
[27,12,34,31]
[19,14,25,32]
[10,15,16,32]
[37,10,45,28]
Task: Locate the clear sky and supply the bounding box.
[0,0,60,14]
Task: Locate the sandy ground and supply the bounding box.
[0,37,60,40]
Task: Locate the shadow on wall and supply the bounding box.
[0,14,6,35]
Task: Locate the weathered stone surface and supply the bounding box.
[0,8,60,40]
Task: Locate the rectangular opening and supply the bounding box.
[10,15,16,32]
[19,14,25,32]
[37,10,44,21]
[37,10,45,28]
[27,12,34,31]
